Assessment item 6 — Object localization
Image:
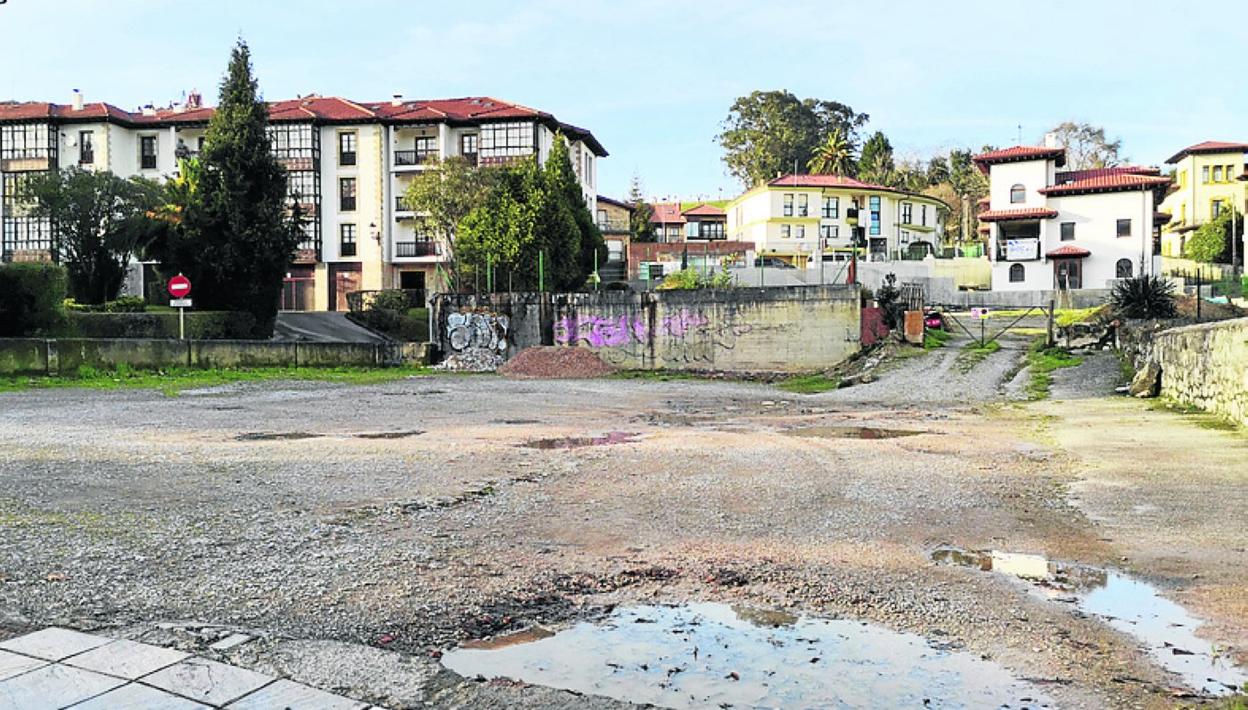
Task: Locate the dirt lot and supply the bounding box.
[1,335,1245,708]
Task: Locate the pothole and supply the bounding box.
[354,430,425,440]
[442,603,1051,708]
[784,426,923,440]
[932,547,1248,696]
[234,432,323,441]
[520,432,641,450]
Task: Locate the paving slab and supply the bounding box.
[0,627,113,662]
[225,678,369,709]
[68,681,212,709]
[66,639,190,679]
[0,650,47,681]
[140,657,276,706]
[0,663,124,708]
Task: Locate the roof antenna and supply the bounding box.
[1017,124,1023,145]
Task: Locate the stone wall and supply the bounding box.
[1152,317,1248,426]
[433,285,861,373]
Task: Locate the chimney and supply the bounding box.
[141,104,157,117]
[391,94,403,107]
[186,90,202,109]
[71,89,84,112]
[1043,132,1060,149]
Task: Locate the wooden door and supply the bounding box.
[1053,260,1082,290]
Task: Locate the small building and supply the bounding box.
[595,194,633,281]
[974,145,1170,291]
[1157,141,1248,257]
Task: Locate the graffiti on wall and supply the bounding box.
[554,308,751,365]
[446,312,509,354]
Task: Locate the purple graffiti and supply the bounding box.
[555,309,710,347]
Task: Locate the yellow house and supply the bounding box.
[1158,141,1248,257]
[726,174,946,267]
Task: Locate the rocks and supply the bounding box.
[436,348,505,372]
[1128,360,1161,398]
[498,347,617,379]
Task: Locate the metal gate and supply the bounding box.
[938,300,1056,348]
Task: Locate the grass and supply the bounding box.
[1023,341,1083,400]
[923,328,952,350]
[778,373,842,394]
[983,306,1107,327]
[1147,398,1245,434]
[955,339,1001,373]
[0,365,435,396]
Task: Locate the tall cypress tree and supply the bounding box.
[545,135,606,285]
[166,40,299,336]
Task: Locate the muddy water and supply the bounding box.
[933,547,1248,695]
[784,426,923,440]
[442,603,1050,709]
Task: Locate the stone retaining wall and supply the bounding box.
[1152,317,1248,426]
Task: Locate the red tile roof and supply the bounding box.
[1039,173,1171,196]
[681,203,726,217]
[767,174,891,190]
[1165,141,1248,164]
[978,208,1059,222]
[1054,165,1160,183]
[973,146,1066,172]
[1046,245,1091,258]
[650,203,685,225]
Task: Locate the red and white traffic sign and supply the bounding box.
[167,274,192,299]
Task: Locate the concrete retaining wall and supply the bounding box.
[434,285,861,372]
[0,339,432,376]
[1152,317,1248,426]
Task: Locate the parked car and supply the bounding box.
[924,310,946,331]
[754,257,796,269]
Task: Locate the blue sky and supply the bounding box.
[2,0,1245,200]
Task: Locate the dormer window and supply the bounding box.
[1010,184,1026,204]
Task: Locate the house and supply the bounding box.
[649,202,685,243]
[1157,141,1248,258]
[974,145,1170,291]
[0,91,606,311]
[595,194,633,281]
[725,174,946,267]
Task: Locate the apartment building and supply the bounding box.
[974,145,1170,291]
[0,91,606,311]
[1157,141,1248,258]
[726,174,946,266]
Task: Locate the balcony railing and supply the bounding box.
[394,241,441,258]
[394,150,438,167]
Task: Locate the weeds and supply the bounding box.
[924,328,952,350]
[0,365,434,396]
[778,374,842,394]
[1024,341,1082,400]
[955,340,1001,373]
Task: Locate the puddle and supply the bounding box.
[234,432,323,441]
[492,418,542,425]
[354,430,425,440]
[442,603,1050,708]
[785,426,923,440]
[933,547,1248,695]
[521,432,641,450]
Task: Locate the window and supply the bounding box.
[700,221,725,240]
[140,136,157,170]
[869,196,881,235]
[920,204,927,225]
[1213,165,1224,182]
[478,121,535,164]
[340,224,357,257]
[461,134,478,165]
[900,230,911,243]
[819,224,838,240]
[1213,200,1224,219]
[1116,258,1133,279]
[901,202,913,224]
[1060,222,1075,241]
[780,224,791,238]
[267,124,318,164]
[1229,164,1237,181]
[1179,170,1187,188]
[1202,166,1210,183]
[1009,263,1025,283]
[339,177,356,212]
[78,131,94,165]
[338,132,357,166]
[822,196,838,219]
[414,136,437,162]
[795,225,805,239]
[1010,184,1025,204]
[596,208,607,227]
[197,136,206,153]
[783,194,794,217]
[797,194,808,217]
[584,154,593,186]
[1116,218,1131,237]
[0,123,55,161]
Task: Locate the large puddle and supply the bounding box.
[784,426,923,440]
[442,603,1050,708]
[933,547,1248,696]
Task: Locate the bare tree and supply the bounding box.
[1046,122,1123,170]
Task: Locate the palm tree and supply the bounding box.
[807,128,853,176]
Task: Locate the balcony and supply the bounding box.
[394,241,442,258]
[394,150,438,169]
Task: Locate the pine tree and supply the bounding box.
[627,174,655,242]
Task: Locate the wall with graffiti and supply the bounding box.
[433,286,860,372]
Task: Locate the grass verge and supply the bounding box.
[1024,342,1082,400]
[778,373,842,394]
[955,340,1001,373]
[0,365,434,396]
[924,328,952,350]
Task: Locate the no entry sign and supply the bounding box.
[167,274,192,299]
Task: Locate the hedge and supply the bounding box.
[68,311,258,340]
[0,263,68,337]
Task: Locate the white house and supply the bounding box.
[974,145,1170,291]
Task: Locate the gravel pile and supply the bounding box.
[436,348,505,372]
[498,346,617,379]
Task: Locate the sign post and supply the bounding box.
[167,274,192,340]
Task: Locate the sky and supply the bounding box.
[2,0,1246,201]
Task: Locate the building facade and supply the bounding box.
[1157,141,1248,258]
[726,174,946,267]
[0,92,606,311]
[974,145,1169,291]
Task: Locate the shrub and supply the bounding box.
[1109,275,1177,320]
[1183,211,1240,264]
[348,291,429,342]
[0,263,68,337]
[657,268,735,291]
[875,273,903,328]
[67,311,256,339]
[65,296,148,313]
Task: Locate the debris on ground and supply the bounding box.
[498,346,617,379]
[436,348,505,372]
[1173,295,1245,322]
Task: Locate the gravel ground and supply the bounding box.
[0,346,1244,708]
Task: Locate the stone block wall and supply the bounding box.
[1152,317,1248,426]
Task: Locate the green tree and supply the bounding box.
[147,40,301,337]
[1046,122,1123,170]
[858,131,895,178]
[925,156,950,186]
[25,168,161,303]
[806,127,854,176]
[627,174,656,242]
[718,90,868,186]
[544,134,605,285]
[401,156,499,289]
[1184,209,1241,263]
[947,148,990,244]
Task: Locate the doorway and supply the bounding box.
[1053,259,1083,290]
[328,263,362,312]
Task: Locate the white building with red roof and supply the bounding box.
[0,91,606,311]
[973,144,1169,291]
